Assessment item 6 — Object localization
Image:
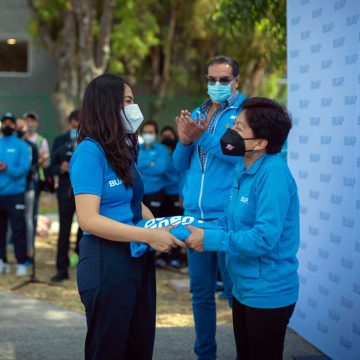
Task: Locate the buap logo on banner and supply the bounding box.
[287,0,360,359]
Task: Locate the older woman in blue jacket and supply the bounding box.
[186,97,299,360]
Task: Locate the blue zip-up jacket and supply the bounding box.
[164,156,187,196]
[173,93,246,220]
[164,159,179,195]
[204,153,300,308]
[0,134,31,196]
[138,142,170,195]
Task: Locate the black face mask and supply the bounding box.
[2,126,15,137]
[161,137,177,150]
[17,130,26,138]
[220,128,255,156]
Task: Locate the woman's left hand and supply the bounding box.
[185,225,204,252]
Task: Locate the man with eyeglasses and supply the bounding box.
[173,55,246,360]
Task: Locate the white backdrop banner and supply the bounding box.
[287,0,360,359]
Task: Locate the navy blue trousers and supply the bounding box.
[77,235,156,360]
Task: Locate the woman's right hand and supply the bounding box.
[146,227,186,253]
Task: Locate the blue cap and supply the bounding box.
[1,112,16,123]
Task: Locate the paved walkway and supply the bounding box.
[0,290,323,360]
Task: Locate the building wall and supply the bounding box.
[0,0,61,143]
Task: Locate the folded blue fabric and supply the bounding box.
[131,216,217,257]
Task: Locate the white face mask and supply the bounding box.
[122,104,144,133]
[142,133,156,145]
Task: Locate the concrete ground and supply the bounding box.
[0,290,324,360]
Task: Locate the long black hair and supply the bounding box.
[78,74,138,186]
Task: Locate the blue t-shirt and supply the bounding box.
[69,138,143,233]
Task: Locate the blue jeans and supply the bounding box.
[187,248,233,360]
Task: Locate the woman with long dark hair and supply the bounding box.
[69,74,184,360]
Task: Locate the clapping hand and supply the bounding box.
[176,110,209,144]
[175,110,193,145]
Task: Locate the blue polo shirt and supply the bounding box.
[69,138,143,232]
[138,142,170,195]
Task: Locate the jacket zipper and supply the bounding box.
[197,103,239,220]
[198,166,206,219]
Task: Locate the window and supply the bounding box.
[0,39,29,74]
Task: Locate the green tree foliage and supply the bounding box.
[108,0,286,99]
[109,0,160,77]
[209,0,286,97]
[28,0,287,121]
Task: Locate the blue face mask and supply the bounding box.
[70,129,78,140]
[207,81,232,104]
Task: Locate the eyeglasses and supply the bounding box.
[206,76,234,86]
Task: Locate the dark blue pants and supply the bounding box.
[77,235,156,360]
[0,193,27,264]
[187,248,233,360]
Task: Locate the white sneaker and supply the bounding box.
[16,264,28,277]
[0,259,10,275]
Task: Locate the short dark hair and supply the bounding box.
[68,110,80,122]
[23,111,39,121]
[141,120,158,134]
[160,125,178,140]
[206,56,239,77]
[242,97,292,154]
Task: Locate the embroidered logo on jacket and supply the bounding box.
[240,196,249,204]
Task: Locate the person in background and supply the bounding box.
[16,118,38,261]
[138,120,170,218]
[186,97,299,360]
[158,125,184,268]
[69,74,184,359]
[50,110,83,282]
[173,55,246,360]
[24,111,50,242]
[0,113,31,276]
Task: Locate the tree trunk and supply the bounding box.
[28,0,118,128]
[72,0,95,98]
[150,46,161,93]
[158,6,177,97]
[95,0,116,71]
[149,4,178,119]
[55,11,78,129]
[248,64,266,97]
[242,60,266,97]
